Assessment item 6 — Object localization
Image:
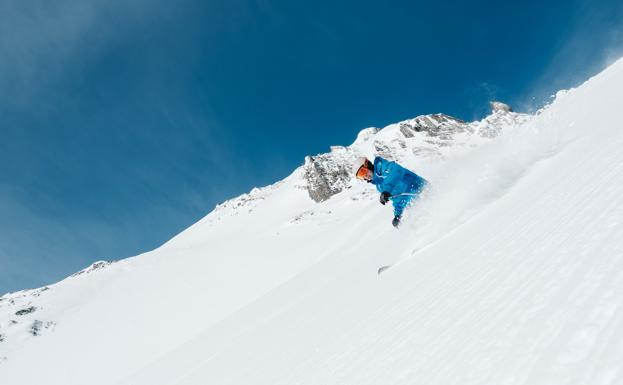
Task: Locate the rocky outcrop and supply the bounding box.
[29,320,55,337]
[303,146,355,203]
[15,306,36,316]
[491,101,512,112]
[398,114,467,141]
[70,261,114,278]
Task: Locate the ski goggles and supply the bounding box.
[356,165,371,180]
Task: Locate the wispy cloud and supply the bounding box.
[0,0,173,107]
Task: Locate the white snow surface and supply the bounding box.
[2,58,623,384]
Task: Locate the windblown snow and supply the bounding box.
[2,58,623,385]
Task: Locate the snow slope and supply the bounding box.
[2,57,623,384]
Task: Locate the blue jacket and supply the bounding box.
[371,157,428,217]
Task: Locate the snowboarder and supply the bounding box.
[354,156,428,227]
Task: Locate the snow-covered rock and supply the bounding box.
[490,100,512,112]
[303,146,356,202]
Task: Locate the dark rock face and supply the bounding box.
[30,320,43,336]
[29,320,55,336]
[303,148,354,202]
[15,306,36,316]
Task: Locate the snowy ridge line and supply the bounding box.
[2,57,623,384]
[163,101,529,247]
[0,99,535,373]
[179,100,530,224]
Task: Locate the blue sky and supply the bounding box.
[1,0,622,294]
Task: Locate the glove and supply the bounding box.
[392,216,401,228]
[380,191,391,205]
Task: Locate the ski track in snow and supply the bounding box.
[2,58,623,385]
